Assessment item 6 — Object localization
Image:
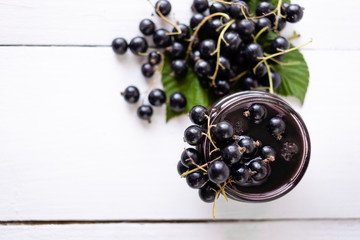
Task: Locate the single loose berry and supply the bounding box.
[246,103,267,124]
[208,160,230,184]
[141,63,154,78]
[112,38,128,55]
[155,0,172,16]
[184,125,205,146]
[148,51,162,65]
[212,121,234,143]
[169,92,187,112]
[148,89,166,106]
[181,148,202,167]
[189,105,209,125]
[137,105,153,121]
[193,0,209,13]
[139,19,155,36]
[122,86,140,103]
[261,146,276,161]
[129,37,148,55]
[238,137,257,157]
[171,59,188,78]
[269,116,286,137]
[186,171,208,189]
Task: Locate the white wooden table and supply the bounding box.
[1,0,360,239]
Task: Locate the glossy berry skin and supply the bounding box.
[173,24,190,42]
[214,80,230,97]
[209,2,227,14]
[168,42,186,59]
[238,19,255,36]
[139,19,155,36]
[207,18,222,38]
[129,37,148,55]
[255,17,272,34]
[194,60,212,79]
[212,121,234,143]
[153,29,172,48]
[190,13,205,29]
[208,160,230,184]
[260,70,282,90]
[248,104,267,124]
[186,171,208,189]
[199,39,216,60]
[270,36,289,61]
[218,56,231,77]
[221,143,242,165]
[269,117,286,136]
[286,4,304,23]
[199,183,217,203]
[123,86,140,103]
[254,62,267,78]
[256,1,274,16]
[111,38,128,55]
[171,60,188,78]
[181,148,202,167]
[238,137,257,157]
[177,160,188,176]
[184,125,205,146]
[193,0,209,13]
[261,146,276,160]
[223,31,242,53]
[189,50,201,66]
[141,63,154,78]
[240,76,258,90]
[272,15,287,31]
[189,105,209,125]
[155,0,171,16]
[232,166,250,184]
[245,43,263,64]
[250,160,270,181]
[137,105,153,121]
[148,89,166,106]
[148,51,162,65]
[229,1,248,19]
[169,92,187,112]
[281,2,290,14]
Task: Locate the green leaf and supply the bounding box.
[273,45,309,103]
[161,56,214,121]
[248,0,291,15]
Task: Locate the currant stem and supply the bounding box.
[264,53,300,66]
[263,60,274,94]
[155,4,181,36]
[229,70,248,83]
[211,19,236,87]
[253,26,269,43]
[288,31,301,41]
[185,12,231,61]
[212,190,221,219]
[184,148,208,173]
[273,0,284,31]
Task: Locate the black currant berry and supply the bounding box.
[286,4,304,23]
[189,105,209,125]
[177,160,188,176]
[214,80,230,97]
[122,86,140,103]
[139,19,155,36]
[229,1,248,19]
[260,70,282,90]
[141,63,154,78]
[223,31,241,53]
[281,2,290,14]
[181,148,202,167]
[255,17,271,34]
[148,51,162,65]
[189,50,201,66]
[218,56,231,77]
[173,23,190,42]
[254,62,267,78]
[250,160,270,181]
[206,17,222,38]
[153,28,172,48]
[171,59,188,78]
[184,125,205,146]
[148,89,166,106]
[199,39,216,60]
[240,75,258,90]
[129,37,148,55]
[155,0,171,16]
[193,0,209,13]
[232,166,250,184]
[211,121,234,143]
[167,42,186,59]
[238,137,257,157]
[256,1,274,16]
[261,146,276,160]
[270,36,289,61]
[209,2,227,14]
[169,92,187,112]
[208,160,230,184]
[190,13,205,29]
[273,15,287,31]
[245,43,263,63]
[111,38,128,55]
[246,103,267,124]
[137,105,153,121]
[186,171,208,189]
[194,59,212,78]
[199,182,218,203]
[221,143,242,165]
[237,19,255,36]
[269,117,286,137]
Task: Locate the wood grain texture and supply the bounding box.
[0,47,359,220]
[1,220,360,240]
[0,0,358,50]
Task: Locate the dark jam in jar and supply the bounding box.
[201,91,311,202]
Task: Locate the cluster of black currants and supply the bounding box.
[114,0,189,122]
[187,0,304,96]
[177,103,288,205]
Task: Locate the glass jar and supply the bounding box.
[200,91,311,202]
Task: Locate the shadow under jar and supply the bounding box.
[201,91,311,202]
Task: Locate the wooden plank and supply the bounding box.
[1,221,360,240]
[0,0,358,49]
[0,47,359,220]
